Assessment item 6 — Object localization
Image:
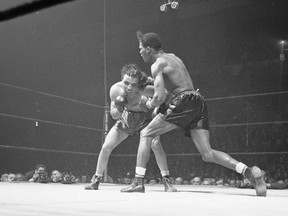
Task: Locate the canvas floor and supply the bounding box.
[1,182,287,216]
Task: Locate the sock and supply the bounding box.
[95,173,103,177]
[161,170,170,178]
[135,167,146,178]
[235,162,248,175]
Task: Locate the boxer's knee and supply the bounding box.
[151,138,161,151]
[201,151,214,163]
[140,127,151,138]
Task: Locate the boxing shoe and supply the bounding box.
[84,175,102,190]
[163,177,177,192]
[121,177,145,193]
[244,166,267,197]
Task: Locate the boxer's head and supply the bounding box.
[137,31,162,63]
[137,31,162,51]
[121,63,147,94]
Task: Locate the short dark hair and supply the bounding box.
[137,31,162,51]
[120,63,148,88]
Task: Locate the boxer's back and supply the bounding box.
[158,53,194,96]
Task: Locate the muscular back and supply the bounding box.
[152,53,194,96]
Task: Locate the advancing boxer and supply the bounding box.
[121,31,267,196]
[85,63,176,192]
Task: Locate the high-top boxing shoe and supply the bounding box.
[121,177,145,193]
[163,177,177,192]
[84,175,102,190]
[244,166,267,197]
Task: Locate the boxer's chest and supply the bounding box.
[125,94,142,111]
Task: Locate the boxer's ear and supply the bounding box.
[146,46,151,53]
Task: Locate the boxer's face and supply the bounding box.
[139,42,151,63]
[122,74,139,95]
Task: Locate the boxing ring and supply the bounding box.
[0,0,109,177]
[0,182,288,216]
[1,1,288,216]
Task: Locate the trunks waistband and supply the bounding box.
[171,89,200,101]
[125,110,146,114]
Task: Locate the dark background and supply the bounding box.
[0,0,287,180]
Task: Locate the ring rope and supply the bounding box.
[111,151,288,157]
[0,82,104,108]
[0,113,102,132]
[206,90,288,101]
[0,145,98,156]
[210,120,288,128]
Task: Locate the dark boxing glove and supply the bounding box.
[115,95,127,113]
[151,107,159,118]
[145,76,154,86]
[143,77,154,86]
[139,72,154,88]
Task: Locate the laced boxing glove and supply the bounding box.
[115,95,128,113]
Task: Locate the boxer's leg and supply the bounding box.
[191,129,267,196]
[121,114,177,193]
[151,136,177,192]
[85,126,128,190]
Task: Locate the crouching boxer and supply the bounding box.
[85,63,176,192]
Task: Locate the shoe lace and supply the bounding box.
[163,177,171,184]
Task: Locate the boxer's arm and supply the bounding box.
[139,73,154,97]
[146,60,166,109]
[109,85,126,120]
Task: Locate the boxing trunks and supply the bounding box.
[157,90,209,137]
[115,110,152,136]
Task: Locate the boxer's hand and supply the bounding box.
[139,96,150,112]
[140,75,154,88]
[115,95,127,113]
[151,107,159,118]
[145,76,154,86]
[145,98,155,110]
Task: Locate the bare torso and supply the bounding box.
[154,53,194,96]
